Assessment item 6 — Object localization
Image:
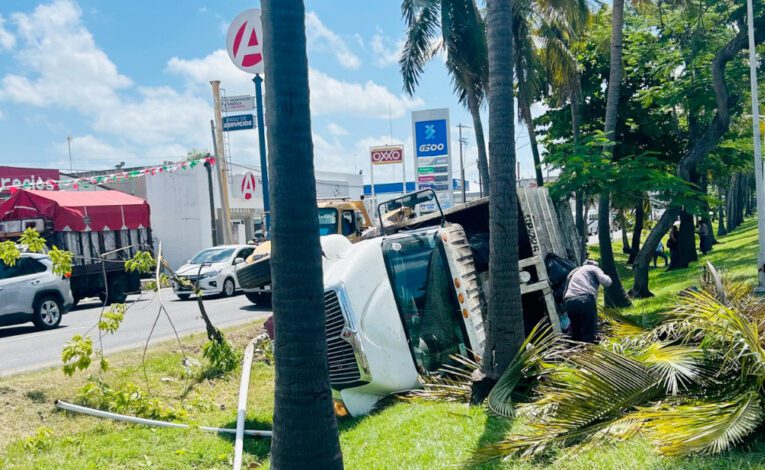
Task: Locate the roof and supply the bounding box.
[0,189,151,232]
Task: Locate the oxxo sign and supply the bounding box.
[227,9,265,74]
[370,145,404,165]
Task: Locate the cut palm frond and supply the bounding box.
[635,392,763,456]
[486,322,566,418]
[398,354,479,403]
[635,343,709,395]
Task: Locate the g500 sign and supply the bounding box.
[414,119,449,157]
[370,146,404,165]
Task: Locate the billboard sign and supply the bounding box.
[0,166,60,194]
[222,95,255,112]
[412,109,452,209]
[370,145,404,165]
[223,114,255,131]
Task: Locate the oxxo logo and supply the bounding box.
[418,143,445,153]
[370,146,404,165]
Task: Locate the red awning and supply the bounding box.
[0,190,151,232]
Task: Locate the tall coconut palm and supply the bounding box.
[597,0,631,308]
[400,0,491,191]
[262,1,343,468]
[481,0,525,382]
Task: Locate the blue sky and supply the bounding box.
[0,0,538,189]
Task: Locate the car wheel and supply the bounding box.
[177,294,191,301]
[33,296,62,330]
[222,277,236,297]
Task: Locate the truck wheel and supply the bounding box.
[222,277,236,298]
[108,277,128,305]
[177,294,191,301]
[33,296,63,330]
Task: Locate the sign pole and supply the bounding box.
[253,74,271,238]
[370,160,376,211]
[747,0,765,292]
[210,80,234,244]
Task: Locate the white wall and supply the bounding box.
[145,169,213,270]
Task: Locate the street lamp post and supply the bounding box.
[66,136,73,173]
[457,123,470,204]
[746,0,765,292]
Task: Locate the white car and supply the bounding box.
[0,253,75,330]
[173,245,255,300]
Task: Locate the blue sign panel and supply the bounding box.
[223,114,254,131]
[414,119,449,157]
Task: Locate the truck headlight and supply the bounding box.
[200,270,220,279]
[519,270,532,284]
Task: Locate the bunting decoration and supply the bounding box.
[6,155,217,194]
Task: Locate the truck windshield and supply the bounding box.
[190,248,234,264]
[382,232,469,374]
[318,208,338,236]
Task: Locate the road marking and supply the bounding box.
[0,326,87,344]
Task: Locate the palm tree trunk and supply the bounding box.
[571,90,586,261]
[520,94,544,187]
[668,210,697,270]
[598,0,631,308]
[700,172,717,248]
[620,210,630,253]
[466,86,491,193]
[717,185,727,236]
[481,0,524,381]
[627,198,644,265]
[262,2,343,468]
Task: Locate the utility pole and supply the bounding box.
[210,80,234,245]
[204,160,218,246]
[253,75,271,237]
[66,136,73,173]
[747,0,765,292]
[457,123,470,203]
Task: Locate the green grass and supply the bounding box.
[1,219,764,469]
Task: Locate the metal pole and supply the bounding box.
[370,160,376,211]
[66,136,73,173]
[747,0,765,292]
[204,160,218,246]
[458,124,467,204]
[253,75,271,238]
[210,80,234,245]
[477,159,483,198]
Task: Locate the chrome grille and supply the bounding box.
[324,290,361,386]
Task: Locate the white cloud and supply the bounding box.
[1,0,131,112]
[305,11,360,70]
[370,30,404,68]
[326,122,348,136]
[52,134,139,167]
[167,49,253,94]
[0,15,16,50]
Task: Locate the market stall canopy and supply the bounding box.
[0,189,151,232]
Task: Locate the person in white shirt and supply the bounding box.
[563,260,612,342]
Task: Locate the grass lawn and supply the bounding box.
[1,219,765,469]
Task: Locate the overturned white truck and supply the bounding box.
[320,188,581,417]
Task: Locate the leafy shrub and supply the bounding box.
[76,377,186,422]
[202,338,241,376]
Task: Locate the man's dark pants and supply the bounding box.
[565,295,597,343]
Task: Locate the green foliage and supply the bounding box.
[77,377,185,421]
[125,250,156,274]
[201,338,241,376]
[18,227,46,253]
[0,240,20,266]
[48,246,73,277]
[61,335,93,376]
[98,303,126,334]
[253,332,274,365]
[22,427,54,452]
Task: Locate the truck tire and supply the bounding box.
[33,295,63,330]
[222,277,236,298]
[108,276,128,305]
[245,292,271,306]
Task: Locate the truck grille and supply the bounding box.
[324,290,362,387]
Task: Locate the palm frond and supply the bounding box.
[398,354,479,403]
[400,0,441,95]
[635,343,708,395]
[635,392,764,456]
[486,322,564,418]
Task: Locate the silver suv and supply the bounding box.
[0,253,74,330]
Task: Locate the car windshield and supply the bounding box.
[382,232,469,374]
[318,208,338,236]
[190,248,235,264]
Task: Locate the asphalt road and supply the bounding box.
[0,289,270,377]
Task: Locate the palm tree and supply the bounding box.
[400,0,491,191]
[597,0,632,308]
[262,1,343,468]
[481,0,525,382]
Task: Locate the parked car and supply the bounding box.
[0,253,75,330]
[172,245,254,300]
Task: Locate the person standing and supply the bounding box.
[564,260,613,343]
[667,225,679,263]
[697,220,710,255]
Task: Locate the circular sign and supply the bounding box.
[227,9,265,74]
[240,172,258,200]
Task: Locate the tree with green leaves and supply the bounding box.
[262,1,343,468]
[400,0,490,190]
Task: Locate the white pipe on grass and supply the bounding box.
[55,400,272,438]
[233,338,257,470]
